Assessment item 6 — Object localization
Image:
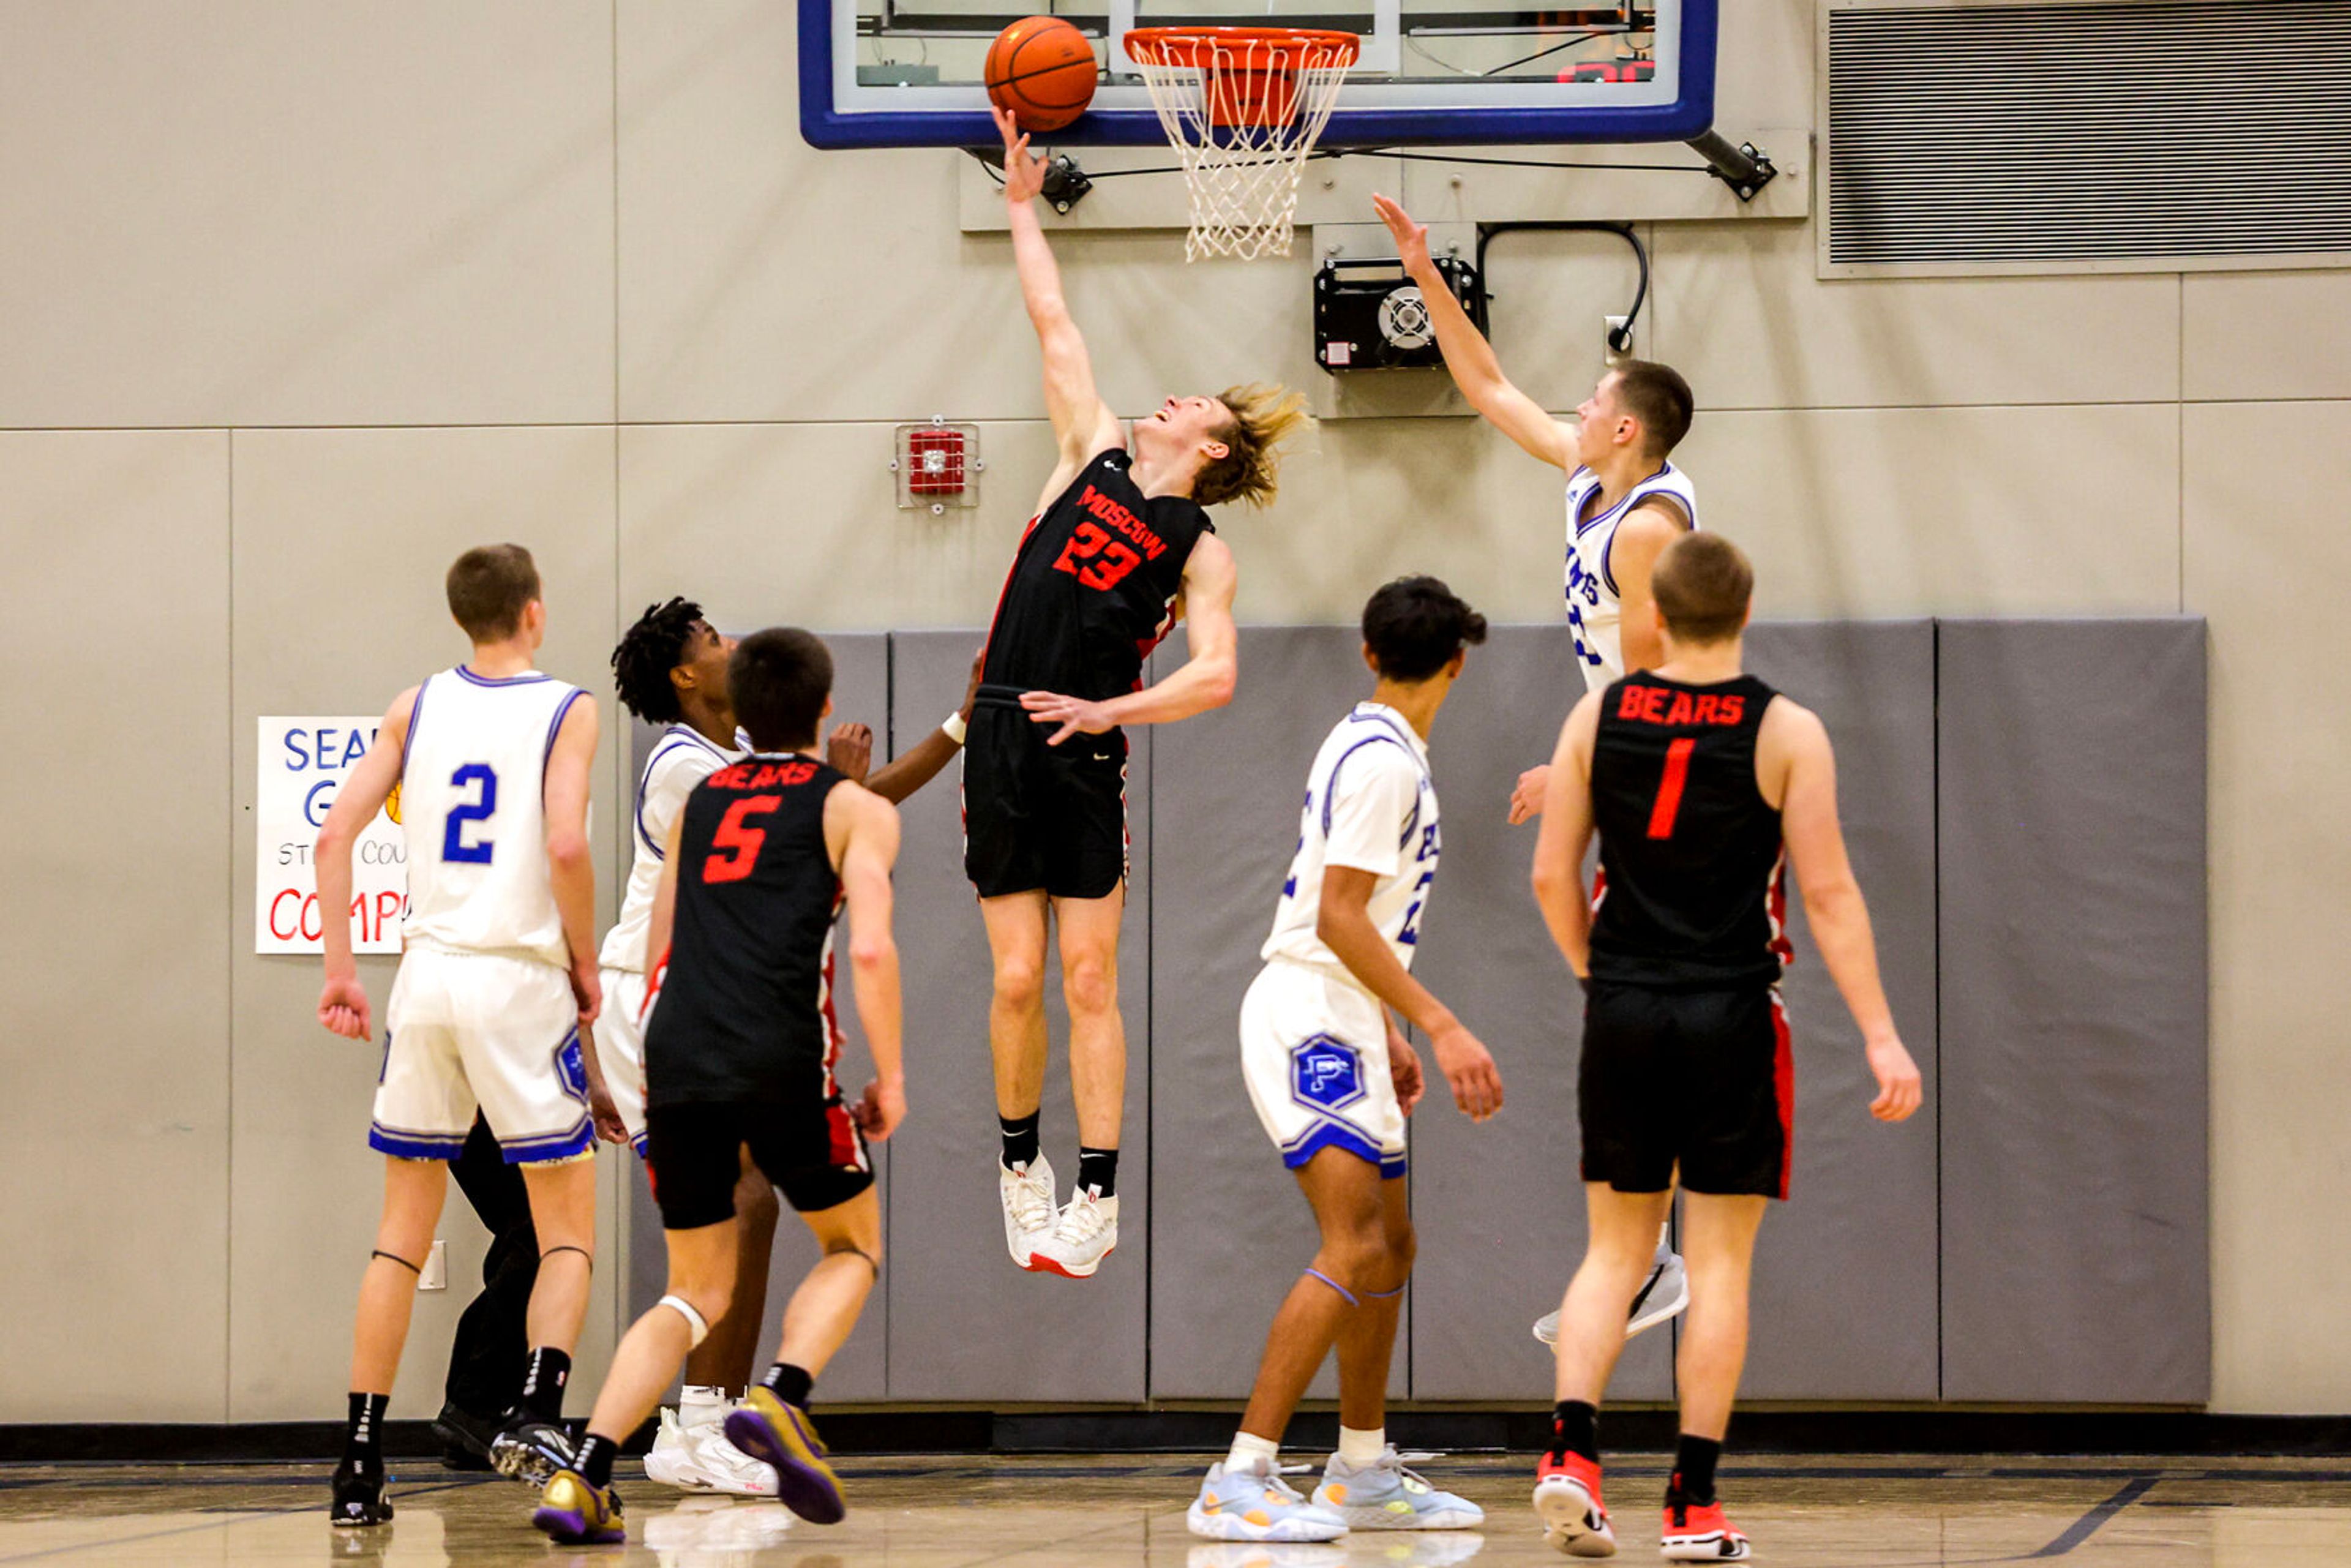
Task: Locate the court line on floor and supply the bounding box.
[2022,1476,2159,1559]
[0,1477,495,1564]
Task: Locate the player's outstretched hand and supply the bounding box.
[1385,1018,1427,1117]
[1431,1020,1504,1122]
[853,1075,907,1142]
[828,722,875,783]
[1021,689,1115,745]
[1370,193,1433,275]
[1865,1033,1923,1122]
[992,105,1047,204]
[318,973,372,1040]
[569,960,603,1030]
[1507,762,1551,825]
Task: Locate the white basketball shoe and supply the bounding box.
[1029,1188,1119,1278]
[642,1387,777,1498]
[1000,1153,1059,1267]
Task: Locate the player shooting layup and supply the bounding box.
[1374,192,1700,1341]
[977,107,1308,1278]
[1528,534,1922,1560]
[313,545,601,1528]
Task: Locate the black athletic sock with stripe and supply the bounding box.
[1550,1400,1599,1464]
[1076,1146,1118,1200]
[520,1348,571,1422]
[762,1362,815,1410]
[1667,1433,1721,1507]
[342,1392,390,1472]
[572,1432,617,1488]
[1000,1111,1041,1171]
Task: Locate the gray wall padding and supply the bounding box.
[1406,624,1672,1402]
[1147,628,1408,1403]
[624,632,891,1399]
[1937,618,2210,1402]
[1739,622,1941,1399]
[881,630,1152,1401]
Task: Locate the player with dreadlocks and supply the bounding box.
[590,597,975,1495]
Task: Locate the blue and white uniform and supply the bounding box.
[1563,461,1700,688]
[373,666,593,1163]
[1240,703,1439,1177]
[593,723,740,1154]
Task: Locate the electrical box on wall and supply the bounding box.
[1313,256,1488,373]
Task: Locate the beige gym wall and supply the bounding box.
[0,0,2342,1419]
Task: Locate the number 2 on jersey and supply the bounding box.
[704,795,782,883]
[1646,738,1696,840]
[1052,522,1143,591]
[441,763,498,864]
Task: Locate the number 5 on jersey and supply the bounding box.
[705,795,782,882]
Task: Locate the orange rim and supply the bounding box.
[1123,26,1360,68]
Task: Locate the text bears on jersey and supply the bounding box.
[1616,685,1749,727]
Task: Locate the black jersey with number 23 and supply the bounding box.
[981,449,1213,703]
[645,753,846,1108]
[1589,673,1791,989]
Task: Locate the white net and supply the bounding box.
[1125,29,1358,263]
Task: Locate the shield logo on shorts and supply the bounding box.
[1292,1035,1366,1112]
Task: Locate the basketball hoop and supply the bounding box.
[1123,27,1359,263]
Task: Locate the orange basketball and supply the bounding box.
[986,16,1098,134]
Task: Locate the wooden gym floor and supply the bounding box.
[1,1452,2346,1564]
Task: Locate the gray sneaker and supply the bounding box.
[1187,1457,1349,1542]
[1532,1245,1690,1346]
[1313,1447,1484,1530]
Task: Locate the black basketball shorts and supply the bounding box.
[1578,980,1794,1200]
[962,689,1130,902]
[643,1098,874,1231]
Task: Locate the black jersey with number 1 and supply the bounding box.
[981,449,1214,704]
[645,752,847,1109]
[1588,672,1791,989]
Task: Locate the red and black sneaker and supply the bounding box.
[1532,1450,1617,1557]
[1662,1497,1752,1561]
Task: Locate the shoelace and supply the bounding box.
[1054,1197,1109,1242]
[1008,1169,1057,1232]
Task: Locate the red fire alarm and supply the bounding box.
[893,418,983,514]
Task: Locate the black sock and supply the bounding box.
[762,1362,815,1409]
[343,1392,390,1471]
[1668,1433,1722,1506]
[520,1347,571,1422]
[1076,1146,1119,1200]
[1000,1111,1041,1171]
[572,1432,617,1489]
[1549,1399,1599,1463]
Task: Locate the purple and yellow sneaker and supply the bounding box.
[533,1469,624,1545]
[724,1386,847,1525]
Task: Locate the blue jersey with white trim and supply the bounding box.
[1564,460,1700,687]
[399,666,584,969]
[1261,703,1440,985]
[598,724,740,974]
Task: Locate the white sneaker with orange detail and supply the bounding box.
[1188,1457,1350,1542]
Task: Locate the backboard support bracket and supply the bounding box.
[1687,131,1777,201]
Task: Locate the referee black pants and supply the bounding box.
[441,1114,539,1418]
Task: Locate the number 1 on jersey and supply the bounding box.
[1646,738,1696,840]
[704,795,782,882]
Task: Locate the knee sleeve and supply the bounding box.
[657,1293,710,1348]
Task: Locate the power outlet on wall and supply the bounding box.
[1605,313,1633,353]
[416,1238,447,1292]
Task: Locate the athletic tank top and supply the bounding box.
[399,666,586,969]
[1564,461,1699,688]
[981,449,1215,707]
[1261,703,1441,986]
[598,724,738,975]
[643,753,846,1108]
[1588,672,1790,989]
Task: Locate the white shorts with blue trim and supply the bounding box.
[372,945,592,1164]
[1240,959,1407,1179]
[591,966,650,1157]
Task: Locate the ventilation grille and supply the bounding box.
[1824,0,2351,272]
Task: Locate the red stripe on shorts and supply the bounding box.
[1770,989,1794,1200]
[826,1098,861,1169]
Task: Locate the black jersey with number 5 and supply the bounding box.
[645,754,847,1109]
[981,449,1214,704]
[1588,673,1791,989]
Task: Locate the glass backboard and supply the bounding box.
[800,0,1717,148]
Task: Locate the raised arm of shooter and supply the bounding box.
[1530,692,1603,975]
[542,693,602,1028]
[831,783,907,1140]
[1021,535,1239,743]
[1318,866,1502,1120]
[1371,193,1573,470]
[1768,701,1923,1122]
[315,688,416,1040]
[998,107,1123,507]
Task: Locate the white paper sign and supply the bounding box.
[256,716,409,954]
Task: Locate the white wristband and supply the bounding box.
[942,711,968,746]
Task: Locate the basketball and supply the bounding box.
[986,16,1098,133]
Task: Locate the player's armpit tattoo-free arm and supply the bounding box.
[1369,194,1573,469]
[645,816,683,994]
[1530,694,1603,977]
[1608,505,1686,677]
[542,695,602,1026]
[315,687,416,1039]
[834,787,907,1138]
[862,650,982,800]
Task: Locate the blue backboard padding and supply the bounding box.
[799,0,1717,149]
